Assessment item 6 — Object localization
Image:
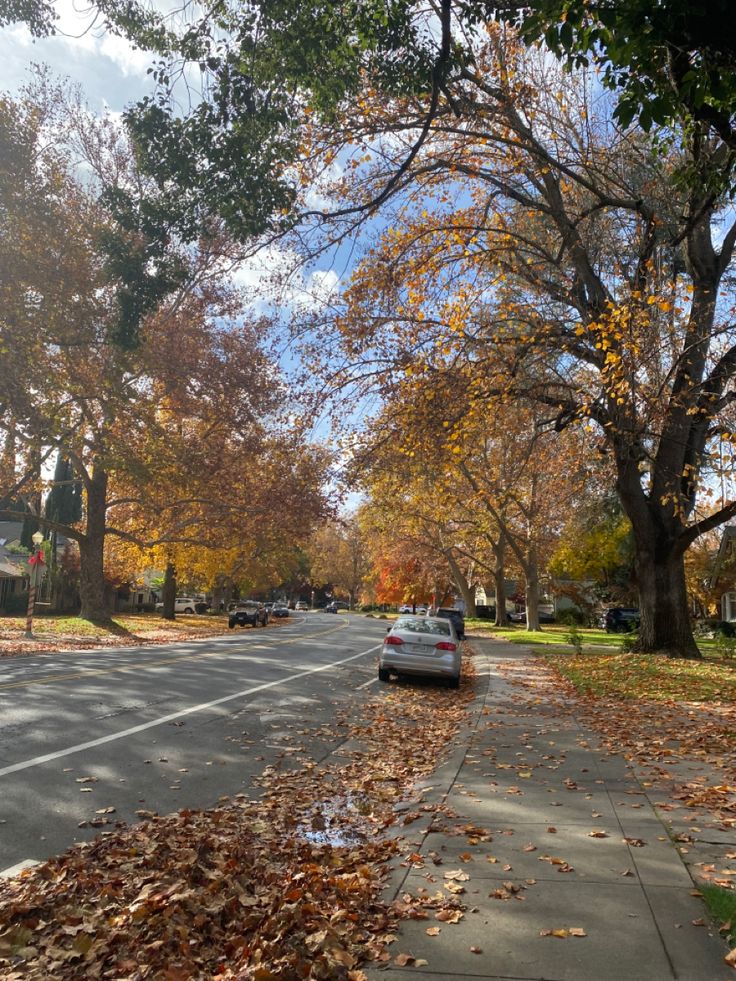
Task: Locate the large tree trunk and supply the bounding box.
[161,562,176,620]
[79,466,109,621]
[634,539,700,658]
[617,452,701,658]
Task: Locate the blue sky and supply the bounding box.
[1,7,156,111]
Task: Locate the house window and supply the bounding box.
[722,593,736,623]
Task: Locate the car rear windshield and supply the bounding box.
[394,617,451,636]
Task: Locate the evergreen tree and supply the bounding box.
[44,454,82,527]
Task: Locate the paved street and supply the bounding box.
[0,613,386,871]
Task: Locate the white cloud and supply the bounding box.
[231,245,340,313]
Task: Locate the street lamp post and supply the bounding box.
[24,531,45,639]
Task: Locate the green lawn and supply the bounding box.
[466,621,725,657]
[467,622,618,647]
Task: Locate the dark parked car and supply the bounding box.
[326,600,349,613]
[508,609,556,624]
[602,607,640,633]
[434,607,465,640]
[228,601,268,629]
[271,604,290,618]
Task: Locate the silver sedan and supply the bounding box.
[378,615,462,689]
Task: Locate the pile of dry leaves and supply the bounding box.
[0,662,476,979]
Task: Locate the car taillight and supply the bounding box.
[435,641,457,651]
[384,635,404,646]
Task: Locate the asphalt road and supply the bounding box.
[0,613,387,872]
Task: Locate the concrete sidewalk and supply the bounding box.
[369,638,732,981]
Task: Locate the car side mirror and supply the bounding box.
[386,625,391,632]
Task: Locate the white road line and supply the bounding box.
[356,677,378,690]
[0,644,380,779]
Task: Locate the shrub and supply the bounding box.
[715,634,736,659]
[564,624,583,654]
[620,632,638,653]
[557,608,585,626]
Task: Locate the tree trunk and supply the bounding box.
[446,549,477,617]
[78,466,109,621]
[162,562,176,620]
[493,534,508,627]
[634,541,700,658]
[617,454,701,658]
[525,548,541,632]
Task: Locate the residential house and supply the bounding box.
[710,525,736,621]
[0,521,31,613]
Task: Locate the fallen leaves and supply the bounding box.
[0,665,477,979]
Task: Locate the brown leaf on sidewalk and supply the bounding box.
[444,869,470,881]
[435,909,464,923]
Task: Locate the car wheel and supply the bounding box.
[378,667,391,682]
[228,623,234,629]
[447,675,460,689]
[184,608,194,614]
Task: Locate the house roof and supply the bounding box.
[710,525,736,588]
[0,521,28,579]
[0,557,24,578]
[0,520,24,547]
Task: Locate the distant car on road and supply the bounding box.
[379,614,461,688]
[295,601,309,611]
[271,604,290,618]
[228,601,268,629]
[325,600,349,613]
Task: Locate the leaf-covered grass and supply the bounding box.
[547,651,736,702]
[0,613,227,638]
[700,885,736,946]
[0,613,241,655]
[473,623,618,647]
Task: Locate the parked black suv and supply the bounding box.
[602,607,640,633]
[434,607,465,640]
[228,601,269,629]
